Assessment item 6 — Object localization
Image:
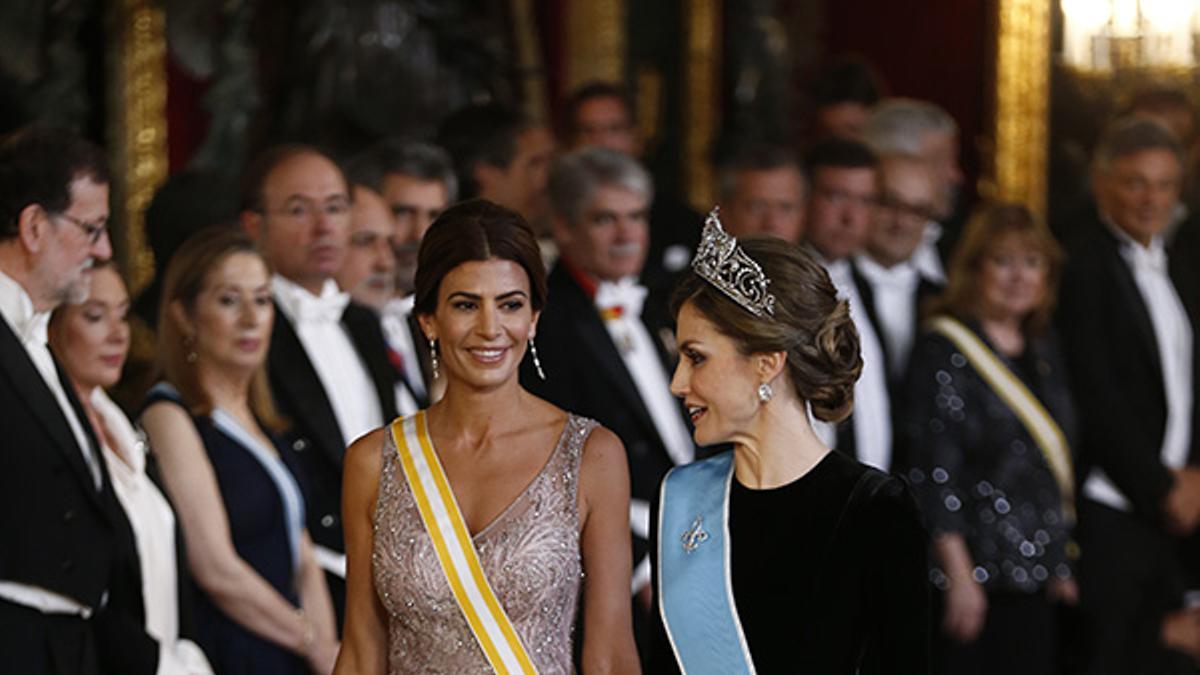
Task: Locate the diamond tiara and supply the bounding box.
[691,207,776,318]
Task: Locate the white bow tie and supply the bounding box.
[858,258,919,290]
[15,309,50,346]
[295,290,350,324]
[595,279,648,320]
[274,277,351,325]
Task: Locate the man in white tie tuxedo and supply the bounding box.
[240,145,398,626]
[1056,118,1200,672]
[0,127,128,674]
[521,147,696,659]
[801,138,894,473]
[344,140,457,412]
[852,153,943,384]
[864,98,964,270]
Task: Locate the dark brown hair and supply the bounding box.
[413,199,547,316]
[672,236,862,422]
[929,202,1064,335]
[0,126,110,240]
[156,226,286,431]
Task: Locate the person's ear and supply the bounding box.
[168,299,194,336]
[754,350,787,384]
[240,209,263,240]
[416,312,436,343]
[17,204,47,253]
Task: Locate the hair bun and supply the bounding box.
[803,299,862,423]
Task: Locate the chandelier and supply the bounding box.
[1061,0,1199,70]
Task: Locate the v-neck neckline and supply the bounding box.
[422,414,575,540]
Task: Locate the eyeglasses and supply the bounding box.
[51,211,108,245]
[266,197,352,223]
[877,196,936,224]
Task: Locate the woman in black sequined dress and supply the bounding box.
[901,203,1078,675]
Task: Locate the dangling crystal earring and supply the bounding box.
[183,334,198,364]
[757,382,773,403]
[529,337,546,380]
[428,338,439,380]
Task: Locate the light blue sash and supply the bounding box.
[657,451,756,674]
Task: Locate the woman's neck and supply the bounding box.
[731,397,830,490]
[432,376,528,448]
[197,363,253,413]
[978,313,1025,357]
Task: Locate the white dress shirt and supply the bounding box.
[1084,223,1195,512]
[381,295,422,415]
[911,220,946,285]
[0,269,101,616]
[855,255,922,380]
[272,276,383,447]
[93,389,213,675]
[0,269,100,487]
[823,259,893,471]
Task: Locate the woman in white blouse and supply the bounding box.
[48,262,213,675]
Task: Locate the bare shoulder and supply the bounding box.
[345,426,387,478]
[139,400,201,454]
[579,425,627,476]
[139,397,192,427]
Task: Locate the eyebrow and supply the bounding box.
[678,339,700,351]
[447,290,530,302]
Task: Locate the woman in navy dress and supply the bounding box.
[140,227,339,674]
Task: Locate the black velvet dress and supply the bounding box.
[649,450,931,674]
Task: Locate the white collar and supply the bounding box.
[271,275,350,325]
[1102,214,1167,270]
[855,255,920,288]
[383,294,415,318]
[0,268,49,345]
[594,276,648,319]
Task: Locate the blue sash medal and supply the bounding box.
[657,451,757,674]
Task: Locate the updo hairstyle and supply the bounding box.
[413,199,547,316]
[672,236,862,422]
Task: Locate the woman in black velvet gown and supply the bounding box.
[649,213,930,674]
[900,203,1077,675]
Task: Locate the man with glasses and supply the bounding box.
[852,153,943,383]
[344,140,456,412]
[801,138,895,473]
[240,145,397,626]
[716,144,807,243]
[0,127,119,674]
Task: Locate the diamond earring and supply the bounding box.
[529,337,546,380]
[428,338,439,380]
[757,382,773,403]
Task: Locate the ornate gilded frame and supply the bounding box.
[990,0,1052,217]
[109,0,168,297]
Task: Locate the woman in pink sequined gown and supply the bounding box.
[333,200,640,675]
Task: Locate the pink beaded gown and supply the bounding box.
[372,414,596,674]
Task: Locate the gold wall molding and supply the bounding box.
[511,0,551,125]
[565,0,626,92]
[684,0,720,212]
[991,0,1051,217]
[110,0,168,296]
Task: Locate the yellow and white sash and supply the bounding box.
[928,316,1076,519]
[390,412,538,674]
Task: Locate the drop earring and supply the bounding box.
[529,337,546,380]
[183,334,198,364]
[757,382,773,403]
[428,338,439,380]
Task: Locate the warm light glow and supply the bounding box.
[1061,0,1112,32]
[1061,0,1200,69]
[1111,0,1140,35]
[1142,0,1196,29]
